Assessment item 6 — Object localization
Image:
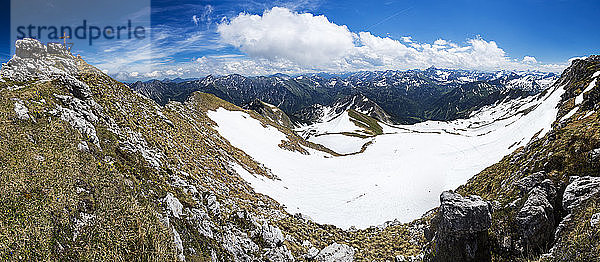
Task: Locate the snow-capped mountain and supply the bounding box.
[294,93,392,125]
[128,68,557,124]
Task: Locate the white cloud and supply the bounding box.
[433,39,448,46]
[214,7,567,75]
[522,56,537,64]
[217,7,356,66]
[105,6,571,81]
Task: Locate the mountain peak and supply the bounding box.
[1,38,78,82]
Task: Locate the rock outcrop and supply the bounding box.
[315,243,355,262]
[515,175,558,253]
[562,176,600,212]
[426,191,492,261]
[1,38,78,81]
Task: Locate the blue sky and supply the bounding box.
[2,0,599,80]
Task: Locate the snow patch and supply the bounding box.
[575,78,596,105]
[561,107,579,122]
[207,85,564,229]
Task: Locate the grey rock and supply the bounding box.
[591,213,600,227]
[77,141,90,152]
[563,176,600,212]
[516,189,554,249]
[119,130,163,168]
[428,191,492,261]
[206,193,220,215]
[315,243,354,262]
[171,225,185,261]
[51,97,100,148]
[13,99,31,121]
[261,222,284,248]
[265,246,294,262]
[438,191,492,234]
[589,148,600,162]
[1,38,78,82]
[164,193,183,218]
[222,228,260,261]
[515,178,556,253]
[513,172,546,194]
[306,247,319,259]
[188,208,214,238]
[55,74,92,100]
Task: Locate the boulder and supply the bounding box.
[563,176,600,212]
[164,193,183,218]
[591,213,600,228]
[264,246,294,262]
[428,191,492,261]
[513,172,546,194]
[516,186,555,251]
[315,243,354,262]
[437,191,492,234]
[261,222,284,248]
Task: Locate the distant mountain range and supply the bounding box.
[127,68,558,124]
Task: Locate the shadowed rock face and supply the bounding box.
[427,191,492,261]
[516,178,557,253]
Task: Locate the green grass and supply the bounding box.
[348,109,383,135]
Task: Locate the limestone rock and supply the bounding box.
[428,191,492,261]
[265,246,294,262]
[591,213,600,227]
[438,191,491,234]
[315,243,354,262]
[516,185,555,251]
[13,99,31,121]
[1,38,78,82]
[164,193,183,218]
[563,176,600,212]
[261,222,284,248]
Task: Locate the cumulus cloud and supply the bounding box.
[522,56,537,64]
[107,6,572,81]
[433,39,448,46]
[214,7,567,75]
[217,7,356,66]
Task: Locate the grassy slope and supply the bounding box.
[0,58,427,261]
[456,59,600,262]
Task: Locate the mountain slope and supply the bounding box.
[242,99,295,129]
[427,55,600,261]
[3,38,599,262]
[0,38,428,261]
